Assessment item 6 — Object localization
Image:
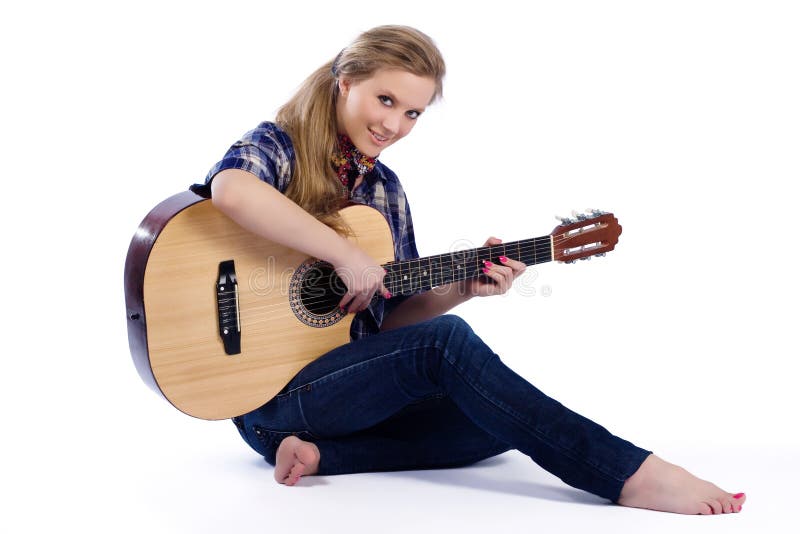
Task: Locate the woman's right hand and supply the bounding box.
[332,240,390,314]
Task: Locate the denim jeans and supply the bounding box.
[233,315,651,502]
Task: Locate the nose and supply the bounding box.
[381,112,401,137]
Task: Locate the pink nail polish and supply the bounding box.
[499,256,508,263]
[483,260,493,267]
[384,291,392,299]
[733,493,744,499]
[482,267,489,274]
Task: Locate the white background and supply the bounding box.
[2,1,798,532]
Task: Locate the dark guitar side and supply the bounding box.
[125,190,206,408]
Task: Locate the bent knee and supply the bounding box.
[425,314,475,343]
[430,314,470,331]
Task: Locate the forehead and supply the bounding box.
[357,69,436,108]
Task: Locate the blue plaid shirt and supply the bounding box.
[202,121,419,340]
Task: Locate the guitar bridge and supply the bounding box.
[216,260,241,355]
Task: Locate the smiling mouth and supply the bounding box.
[370,129,389,143]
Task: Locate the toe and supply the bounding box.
[705,499,723,514]
[722,499,734,514]
[698,502,714,515]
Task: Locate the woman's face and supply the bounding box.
[336,69,436,158]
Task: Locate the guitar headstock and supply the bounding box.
[550,210,622,263]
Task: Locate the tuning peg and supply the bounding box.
[595,252,606,258]
[555,215,575,225]
[572,210,588,221]
[580,255,591,261]
[586,208,605,218]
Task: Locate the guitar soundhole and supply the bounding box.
[289,259,347,328]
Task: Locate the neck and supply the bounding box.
[382,235,553,296]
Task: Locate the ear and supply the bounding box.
[338,77,351,96]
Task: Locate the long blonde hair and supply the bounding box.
[275,25,446,232]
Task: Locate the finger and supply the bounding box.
[339,292,355,311]
[353,286,379,313]
[498,255,526,271]
[483,236,502,246]
[487,263,516,292]
[380,282,392,299]
[480,265,505,292]
[346,291,368,314]
[485,261,514,282]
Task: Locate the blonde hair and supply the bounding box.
[275,25,446,232]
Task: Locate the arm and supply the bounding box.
[211,169,349,263]
[380,280,473,331]
[211,169,387,312]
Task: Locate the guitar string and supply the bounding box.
[215,238,555,309]
[214,233,608,315]
[211,235,610,322]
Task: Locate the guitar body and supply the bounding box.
[125,191,395,420]
[127,191,621,420]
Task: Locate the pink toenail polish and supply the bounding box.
[733,493,744,499]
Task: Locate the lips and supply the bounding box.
[369,129,389,144]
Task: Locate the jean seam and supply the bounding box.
[439,351,625,485]
[292,343,448,394]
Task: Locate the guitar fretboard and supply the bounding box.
[382,236,552,296]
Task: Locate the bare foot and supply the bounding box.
[618,454,746,514]
[274,435,320,486]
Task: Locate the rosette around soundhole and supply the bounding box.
[289,259,347,328]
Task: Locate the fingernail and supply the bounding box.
[737,505,742,512]
[384,291,392,299]
[482,268,489,274]
[483,260,493,267]
[499,256,508,263]
[733,493,744,499]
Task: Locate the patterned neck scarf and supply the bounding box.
[332,134,377,197]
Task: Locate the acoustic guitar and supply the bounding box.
[124,190,621,420]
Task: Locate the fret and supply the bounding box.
[382,234,553,296]
[401,261,411,294]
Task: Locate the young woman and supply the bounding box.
[203,25,745,515]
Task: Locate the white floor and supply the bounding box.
[6,388,792,534]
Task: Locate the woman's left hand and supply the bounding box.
[466,237,527,297]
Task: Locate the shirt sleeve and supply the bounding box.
[202,122,294,194]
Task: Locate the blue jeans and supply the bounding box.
[233,315,651,501]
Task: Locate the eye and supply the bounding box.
[378,95,421,120]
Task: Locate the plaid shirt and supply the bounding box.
[201,121,419,340]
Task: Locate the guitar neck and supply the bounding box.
[383,235,553,296]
